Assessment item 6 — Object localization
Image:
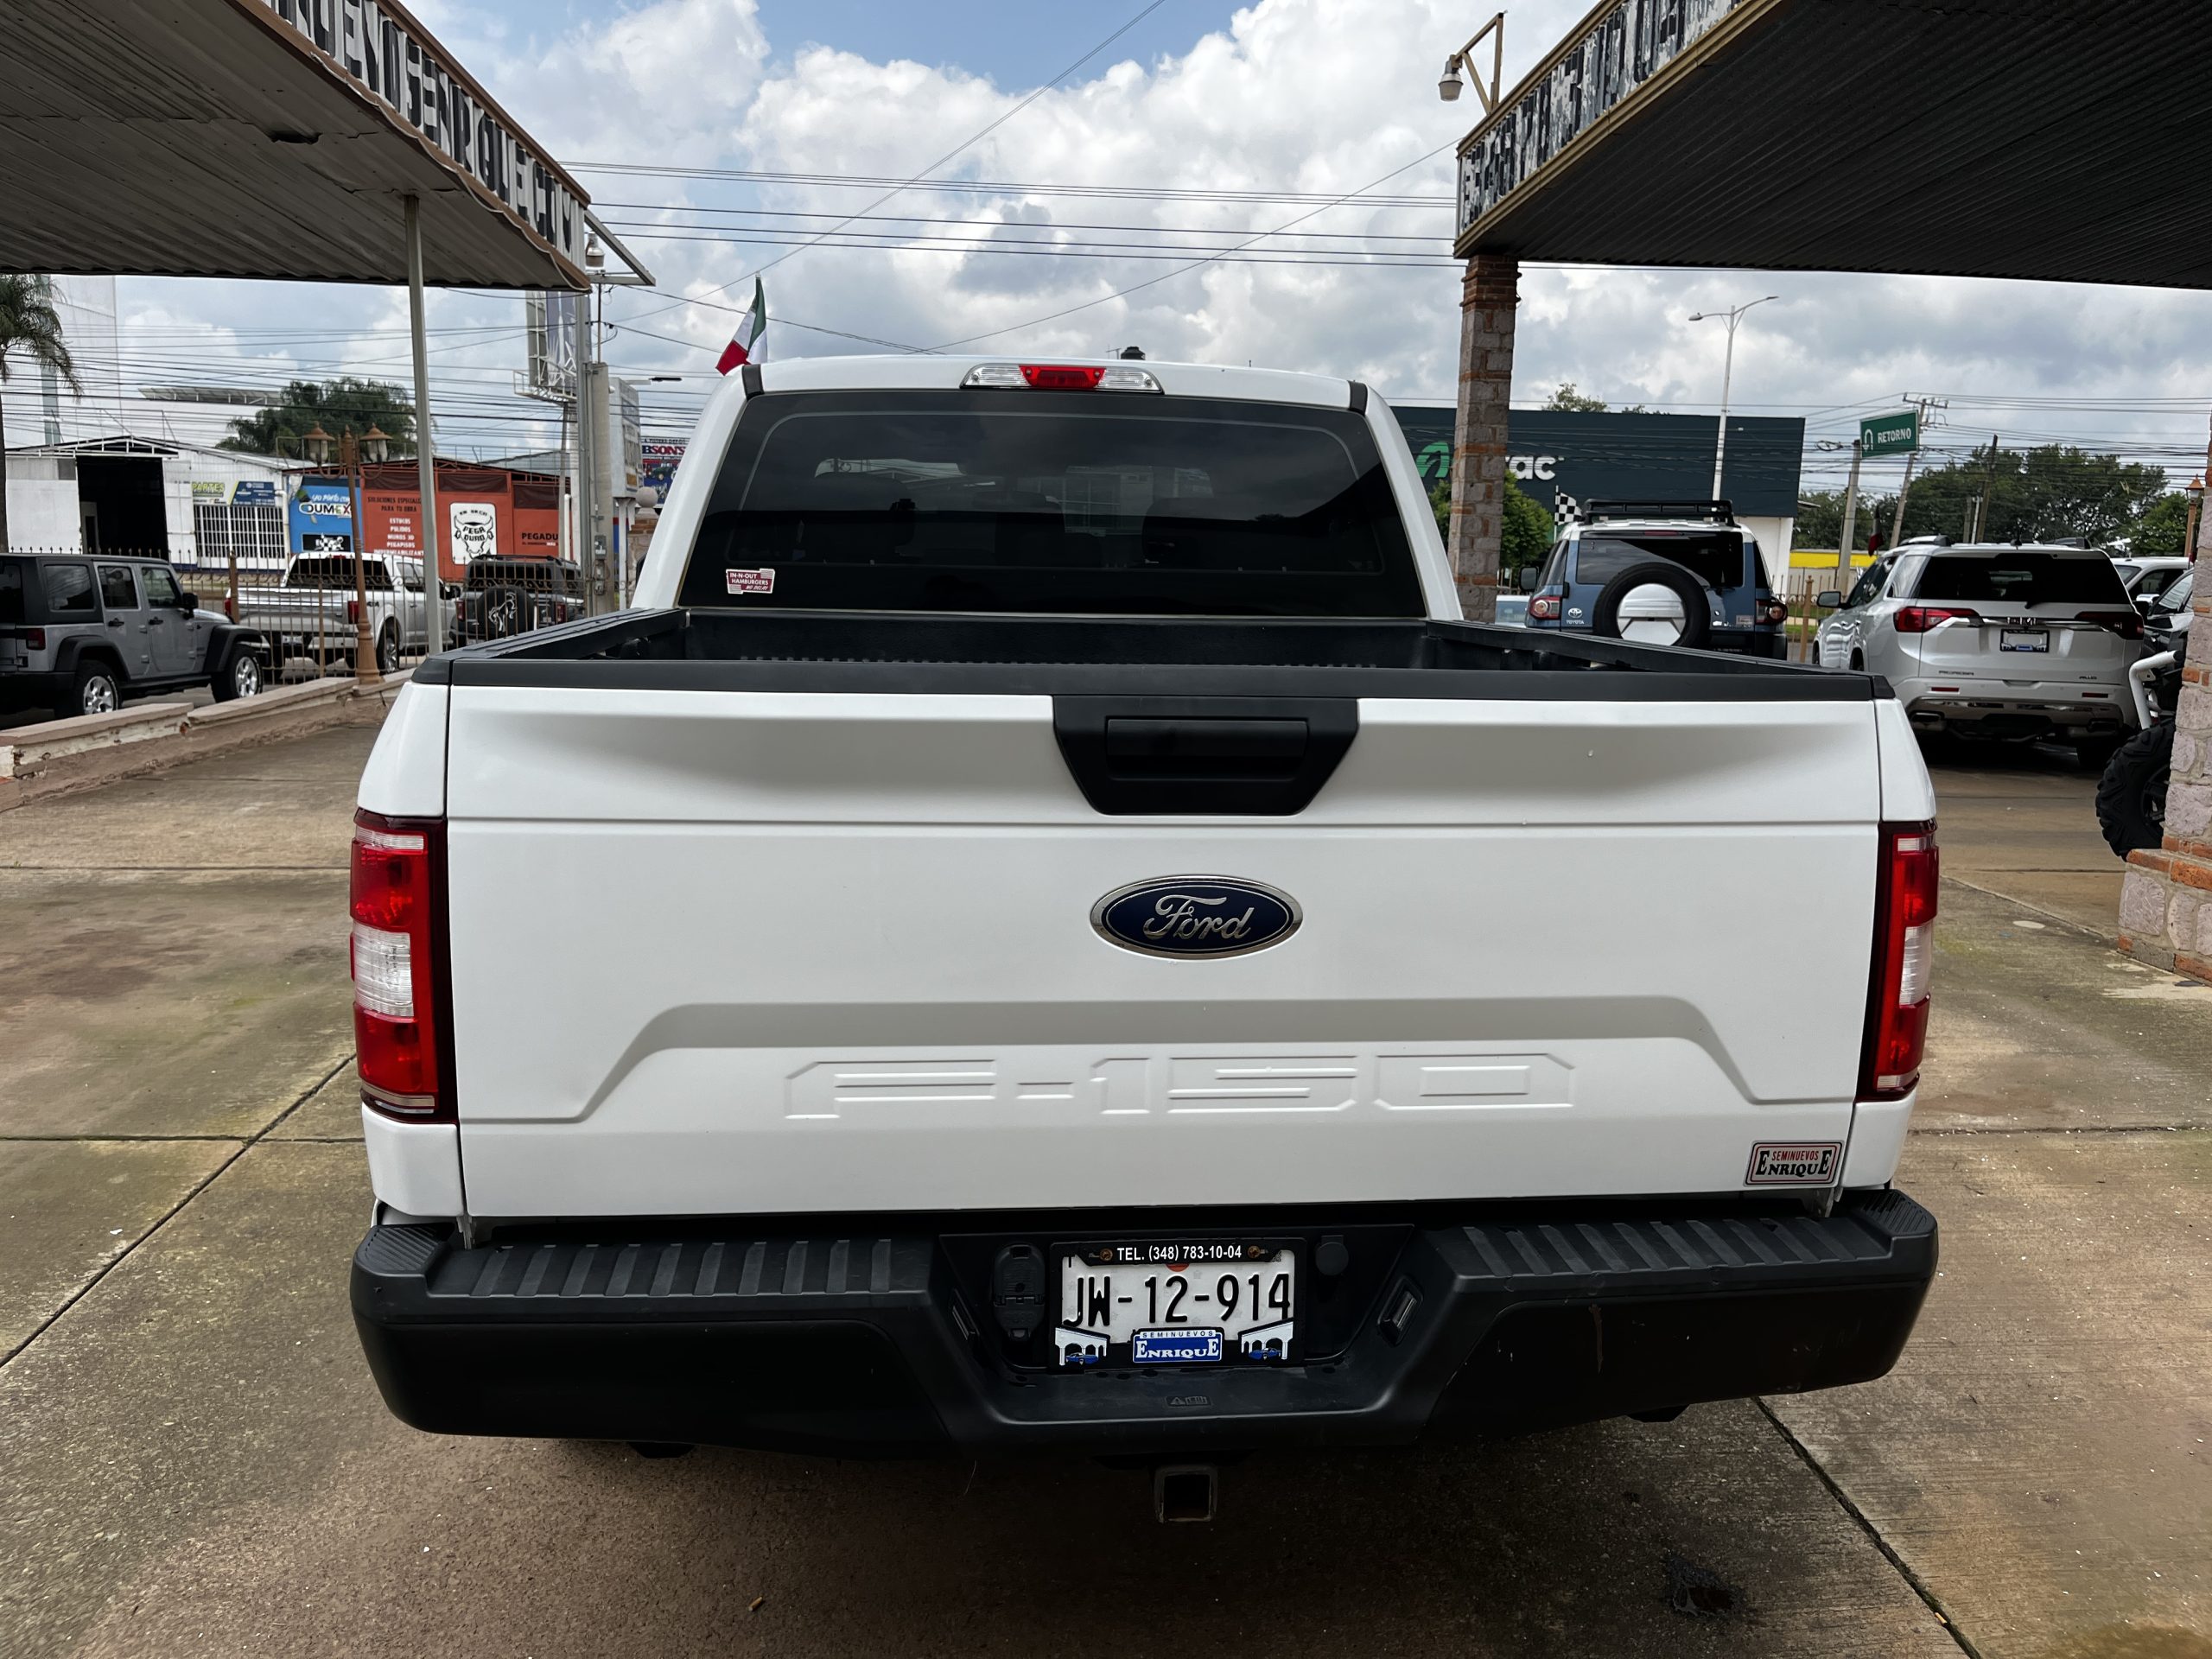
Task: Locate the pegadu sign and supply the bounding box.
[251,0,585,271]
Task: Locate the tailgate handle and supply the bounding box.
[1054,697,1357,816]
[1103,717,1308,778]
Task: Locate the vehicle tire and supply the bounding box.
[73,659,123,716]
[376,621,400,676]
[211,649,263,702]
[1591,562,1713,651]
[2096,723,2174,858]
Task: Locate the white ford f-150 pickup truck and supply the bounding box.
[348,355,1938,1466]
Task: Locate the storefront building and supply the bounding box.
[1393,407,1804,579]
[281,461,564,581]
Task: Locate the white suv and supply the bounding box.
[1815,543,2141,759]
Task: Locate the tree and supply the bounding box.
[1427,474,1553,580]
[2128,491,2195,556]
[1544,382,1609,412]
[1796,486,1900,552]
[1500,474,1553,577]
[0,274,83,553]
[219,377,416,458]
[1796,490,1848,551]
[1892,442,2165,546]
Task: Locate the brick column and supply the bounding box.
[2120,422,2212,977]
[1449,252,1518,622]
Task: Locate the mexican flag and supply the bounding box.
[716,278,767,374]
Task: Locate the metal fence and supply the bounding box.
[186,566,438,683]
[187,561,591,679]
[1779,563,1854,665]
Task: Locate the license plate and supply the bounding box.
[1056,1241,1296,1367]
[1999,628,2050,652]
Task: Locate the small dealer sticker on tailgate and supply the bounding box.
[1745,1142,1842,1185]
[725,567,776,594]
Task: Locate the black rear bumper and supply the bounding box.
[352,1190,1936,1458]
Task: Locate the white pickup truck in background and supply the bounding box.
[347,356,1938,1476]
[238,551,442,676]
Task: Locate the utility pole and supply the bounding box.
[1888,395,1947,548]
[1973,435,2000,543]
[570,280,594,613]
[405,195,441,657]
[340,428,380,686]
[1838,438,1864,571]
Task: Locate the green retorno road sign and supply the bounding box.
[1861,409,1920,457]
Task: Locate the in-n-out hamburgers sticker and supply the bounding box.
[726,568,775,595]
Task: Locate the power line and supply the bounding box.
[619,0,1176,327]
[929,137,1464,352]
[569,162,1450,210]
[594,201,1449,243]
[600,226,1458,270]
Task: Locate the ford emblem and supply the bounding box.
[1091,876,1301,959]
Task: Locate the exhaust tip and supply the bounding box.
[1154,1464,1218,1523]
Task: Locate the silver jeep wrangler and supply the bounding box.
[0,554,270,719]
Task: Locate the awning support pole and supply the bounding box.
[405,194,441,656]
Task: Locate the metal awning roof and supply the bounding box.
[0,0,588,289]
[1454,0,2212,289]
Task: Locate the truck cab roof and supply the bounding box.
[746,353,1364,410]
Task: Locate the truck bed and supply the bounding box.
[413,607,1871,702]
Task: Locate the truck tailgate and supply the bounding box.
[442,684,1884,1217]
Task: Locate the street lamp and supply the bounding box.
[362,424,391,465]
[338,428,380,688]
[301,423,333,466]
[1688,296,1780,500]
[1437,12,1505,111]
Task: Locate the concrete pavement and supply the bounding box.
[1,718,2206,1657]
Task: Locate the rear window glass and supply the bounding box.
[41,563,99,616]
[1908,554,2127,607]
[676,390,1423,617]
[0,560,24,625]
[1570,533,1746,592]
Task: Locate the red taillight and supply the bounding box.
[350,809,452,1122]
[346,598,361,624]
[1860,822,1938,1102]
[1529,592,1563,621]
[23,627,45,650]
[2075,609,2143,639]
[1756,597,1789,626]
[1020,364,1105,391]
[1892,606,1978,633]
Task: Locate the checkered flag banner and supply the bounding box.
[1553,493,1580,530]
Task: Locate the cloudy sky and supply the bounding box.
[23,0,2212,496]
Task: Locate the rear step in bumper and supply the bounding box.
[352,1190,1936,1458]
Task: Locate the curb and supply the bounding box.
[0,671,409,811]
